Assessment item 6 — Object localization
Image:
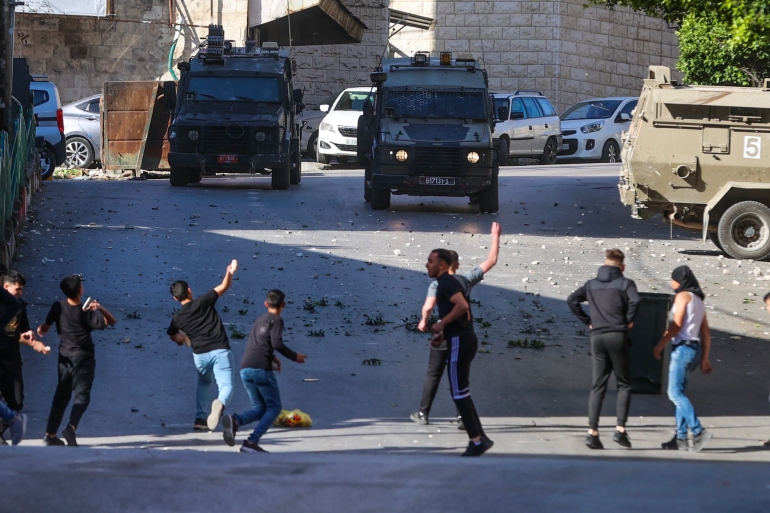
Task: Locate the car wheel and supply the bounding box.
[539,138,558,165]
[170,167,190,187]
[307,131,318,160]
[601,139,620,163]
[317,152,331,165]
[497,138,509,167]
[337,156,349,165]
[717,201,770,260]
[65,136,94,168]
[708,232,724,253]
[364,165,372,202]
[290,147,302,185]
[40,146,56,180]
[478,173,499,213]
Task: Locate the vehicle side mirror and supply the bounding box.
[370,72,387,84]
[177,61,190,72]
[163,81,177,110]
[292,88,304,103]
[320,104,329,113]
[496,106,509,121]
[619,112,631,121]
[511,111,524,120]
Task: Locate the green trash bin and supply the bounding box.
[629,292,672,394]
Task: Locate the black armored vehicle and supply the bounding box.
[168,26,304,188]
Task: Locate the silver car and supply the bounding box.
[62,94,101,168]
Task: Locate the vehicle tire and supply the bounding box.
[478,173,499,213]
[708,232,724,253]
[371,186,390,210]
[307,131,318,160]
[337,156,349,165]
[317,152,331,165]
[539,137,558,165]
[40,146,56,180]
[717,201,770,260]
[271,158,291,190]
[600,139,620,163]
[170,167,190,187]
[189,170,202,184]
[65,136,94,168]
[364,166,372,202]
[290,148,302,185]
[497,137,509,167]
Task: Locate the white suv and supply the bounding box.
[317,87,375,164]
[492,92,562,165]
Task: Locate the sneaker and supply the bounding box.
[409,411,429,425]
[193,418,208,431]
[613,430,632,448]
[240,440,268,453]
[62,424,78,447]
[691,429,713,453]
[207,399,224,431]
[9,414,27,446]
[43,434,65,446]
[585,434,604,449]
[461,437,493,457]
[457,416,466,431]
[222,414,237,447]
[661,436,689,450]
[763,439,770,447]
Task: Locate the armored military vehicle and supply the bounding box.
[168,25,304,188]
[619,65,770,260]
[358,52,499,212]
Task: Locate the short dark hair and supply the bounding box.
[764,291,770,303]
[449,250,459,267]
[605,248,625,265]
[3,270,25,287]
[266,289,285,308]
[170,281,190,301]
[60,274,83,299]
[431,248,453,266]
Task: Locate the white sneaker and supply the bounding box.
[207,399,224,431]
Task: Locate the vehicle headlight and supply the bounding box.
[467,151,480,164]
[395,149,408,162]
[320,121,335,132]
[188,130,199,141]
[255,130,267,142]
[580,121,604,134]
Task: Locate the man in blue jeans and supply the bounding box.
[221,289,307,453]
[168,260,238,431]
[0,401,26,445]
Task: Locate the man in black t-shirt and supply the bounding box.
[38,274,117,446]
[426,248,493,456]
[168,260,238,432]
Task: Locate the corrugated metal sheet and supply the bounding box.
[250,0,367,46]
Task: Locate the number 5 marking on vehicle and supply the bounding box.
[743,136,761,159]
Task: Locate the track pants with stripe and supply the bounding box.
[446,331,484,439]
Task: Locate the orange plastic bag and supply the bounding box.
[273,409,312,428]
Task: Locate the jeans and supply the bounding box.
[46,355,96,433]
[667,344,703,439]
[192,349,235,419]
[0,401,15,422]
[234,368,282,443]
[588,332,632,430]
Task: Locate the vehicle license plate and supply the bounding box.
[217,154,238,164]
[419,176,455,185]
[346,139,356,145]
[561,144,569,150]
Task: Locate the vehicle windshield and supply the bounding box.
[384,89,487,118]
[185,76,281,102]
[561,100,623,120]
[333,91,375,111]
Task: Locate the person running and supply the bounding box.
[221,289,307,453]
[411,222,501,428]
[168,260,238,432]
[568,249,639,450]
[654,266,713,452]
[38,274,117,446]
[427,248,492,456]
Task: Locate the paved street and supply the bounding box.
[4,162,770,510]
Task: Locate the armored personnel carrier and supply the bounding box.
[619,65,770,260]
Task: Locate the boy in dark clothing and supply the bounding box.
[567,249,640,450]
[221,289,307,453]
[0,264,21,330]
[38,274,117,447]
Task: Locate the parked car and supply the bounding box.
[492,91,562,165]
[298,108,326,159]
[29,77,66,179]
[62,94,102,168]
[317,87,375,164]
[558,97,638,163]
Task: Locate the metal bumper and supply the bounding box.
[168,151,286,172]
[372,173,493,196]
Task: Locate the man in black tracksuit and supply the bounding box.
[568,248,640,450]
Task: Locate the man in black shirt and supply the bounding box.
[38,274,117,446]
[0,264,21,330]
[427,249,493,456]
[221,289,306,453]
[168,260,238,432]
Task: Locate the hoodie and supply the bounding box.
[567,265,640,334]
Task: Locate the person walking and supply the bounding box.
[568,249,639,450]
[654,266,713,452]
[168,260,238,432]
[427,248,492,456]
[38,274,117,446]
[411,222,501,428]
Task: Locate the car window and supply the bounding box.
[535,98,557,117]
[521,97,542,118]
[334,91,375,111]
[494,98,509,118]
[619,100,637,117]
[561,100,623,120]
[32,90,49,107]
[87,101,100,114]
[511,98,527,119]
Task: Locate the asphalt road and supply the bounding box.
[4,162,770,511]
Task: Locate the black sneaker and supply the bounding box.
[207,399,225,431]
[222,414,237,447]
[461,437,493,457]
[193,418,208,431]
[613,430,632,448]
[457,416,466,431]
[691,429,713,453]
[43,434,65,446]
[661,436,689,450]
[240,440,268,453]
[585,434,604,449]
[62,424,78,447]
[409,412,429,425]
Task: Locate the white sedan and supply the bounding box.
[316,87,375,165]
[558,97,638,163]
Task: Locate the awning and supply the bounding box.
[389,9,435,31]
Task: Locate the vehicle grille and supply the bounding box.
[559,139,578,156]
[338,126,357,137]
[205,126,249,153]
[562,130,577,136]
[415,147,463,174]
[335,143,357,152]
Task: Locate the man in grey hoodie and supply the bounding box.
[568,249,640,450]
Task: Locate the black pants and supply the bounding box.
[445,331,484,439]
[46,355,96,434]
[0,357,24,412]
[588,331,632,430]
